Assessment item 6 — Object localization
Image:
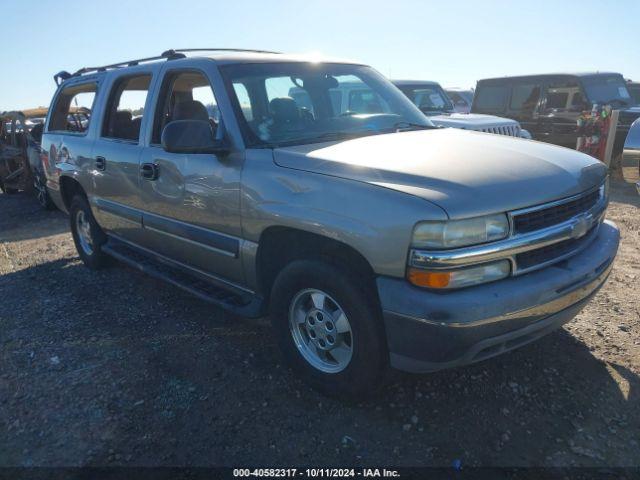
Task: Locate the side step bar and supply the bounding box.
[102,237,265,318]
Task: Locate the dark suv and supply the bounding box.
[472,73,640,159]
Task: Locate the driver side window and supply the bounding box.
[152,70,219,144]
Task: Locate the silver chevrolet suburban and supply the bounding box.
[41,49,619,397]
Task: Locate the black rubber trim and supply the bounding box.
[142,211,239,257]
[94,198,142,224]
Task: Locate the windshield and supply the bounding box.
[221,63,433,147]
[582,74,633,107]
[396,84,455,114]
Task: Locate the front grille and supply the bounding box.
[516,226,597,271]
[513,190,600,234]
[479,125,520,137]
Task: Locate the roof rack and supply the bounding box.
[167,48,281,55]
[56,48,281,85]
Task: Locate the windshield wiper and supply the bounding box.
[264,130,375,148]
[390,121,435,132]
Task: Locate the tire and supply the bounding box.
[33,171,55,210]
[69,194,109,269]
[270,259,388,398]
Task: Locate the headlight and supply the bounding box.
[408,260,511,289]
[599,177,610,201]
[519,129,532,139]
[412,213,509,249]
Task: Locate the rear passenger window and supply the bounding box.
[544,82,581,111]
[510,84,540,112]
[475,85,508,111]
[102,75,151,142]
[48,82,97,133]
[449,92,468,107]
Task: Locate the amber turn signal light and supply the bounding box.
[407,268,451,288]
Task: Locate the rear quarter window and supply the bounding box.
[48,82,97,134]
[474,85,508,112]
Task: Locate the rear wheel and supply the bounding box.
[33,171,55,210]
[270,259,387,398]
[69,195,109,269]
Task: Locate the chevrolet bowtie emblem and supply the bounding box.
[570,214,591,239]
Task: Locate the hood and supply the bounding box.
[429,113,519,129]
[272,128,607,219]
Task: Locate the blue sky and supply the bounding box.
[1,0,638,111]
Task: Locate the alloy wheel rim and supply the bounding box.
[75,210,94,255]
[34,175,47,206]
[288,288,353,373]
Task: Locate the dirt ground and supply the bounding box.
[0,179,638,468]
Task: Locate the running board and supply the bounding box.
[102,237,265,318]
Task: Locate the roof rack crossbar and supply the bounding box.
[169,48,281,55]
[69,50,185,79]
[62,48,280,83]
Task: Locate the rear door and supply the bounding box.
[91,69,157,244]
[42,80,99,204]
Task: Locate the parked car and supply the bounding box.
[41,49,619,397]
[472,72,640,160]
[445,87,474,113]
[1,111,31,194]
[393,80,530,138]
[627,81,640,106]
[290,80,527,138]
[623,117,640,194]
[0,108,56,208]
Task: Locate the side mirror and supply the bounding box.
[161,120,228,154]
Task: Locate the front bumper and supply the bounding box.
[378,220,620,373]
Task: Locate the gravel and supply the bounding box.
[0,179,638,467]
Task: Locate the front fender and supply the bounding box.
[241,150,448,278]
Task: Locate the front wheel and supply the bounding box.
[270,259,387,398]
[69,195,109,269]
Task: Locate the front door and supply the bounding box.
[91,72,155,245]
[505,82,543,140]
[137,67,244,284]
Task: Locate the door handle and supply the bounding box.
[95,156,106,171]
[140,162,159,180]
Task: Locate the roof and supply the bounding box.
[56,49,363,85]
[21,107,48,118]
[190,51,360,66]
[392,80,441,87]
[445,87,473,92]
[1,108,48,120]
[478,72,624,82]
